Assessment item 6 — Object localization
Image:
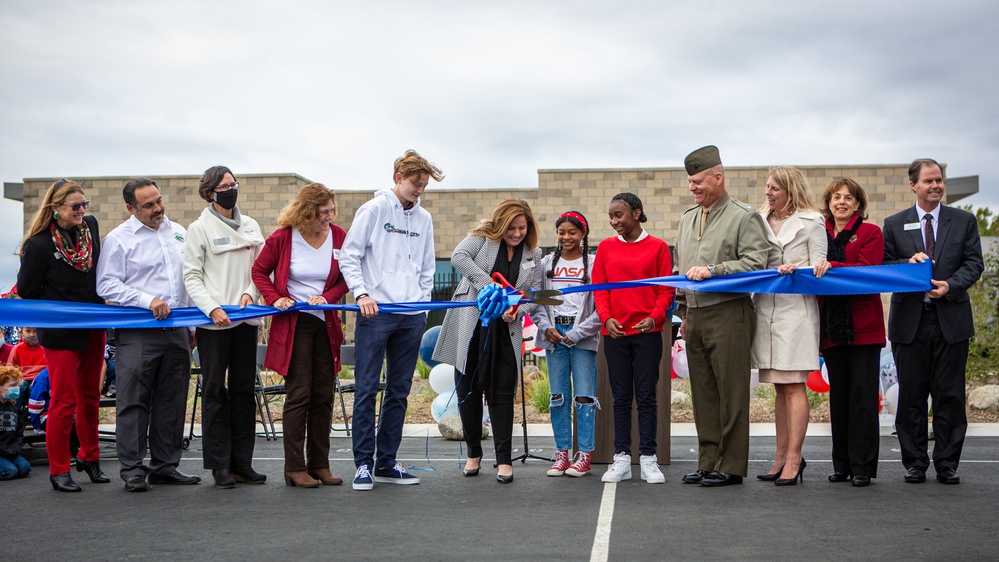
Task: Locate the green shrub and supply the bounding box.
[525,358,550,414]
[967,243,999,383]
[416,357,431,379]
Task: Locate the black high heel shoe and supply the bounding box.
[463,458,481,477]
[50,472,82,492]
[756,465,785,481]
[775,459,807,486]
[75,459,111,483]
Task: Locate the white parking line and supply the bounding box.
[591,482,616,562]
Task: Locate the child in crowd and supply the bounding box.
[0,366,31,480]
[7,327,46,381]
[593,193,674,484]
[532,211,601,477]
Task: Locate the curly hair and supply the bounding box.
[0,365,23,400]
[276,183,337,232]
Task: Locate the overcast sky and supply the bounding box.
[2,0,997,291]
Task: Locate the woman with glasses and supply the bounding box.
[251,184,349,488]
[17,179,110,492]
[184,166,266,489]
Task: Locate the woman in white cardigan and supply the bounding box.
[751,166,827,486]
[432,199,543,483]
[184,165,265,489]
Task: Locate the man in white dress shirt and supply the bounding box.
[96,178,201,492]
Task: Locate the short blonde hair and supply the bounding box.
[469,199,539,250]
[394,149,444,183]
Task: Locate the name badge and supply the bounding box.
[243,228,257,237]
[333,249,341,260]
[213,237,230,246]
[903,222,920,231]
[522,260,535,270]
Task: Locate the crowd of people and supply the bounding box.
[2,146,984,493]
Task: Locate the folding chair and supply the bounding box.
[184,349,202,450]
[333,344,387,435]
[255,344,284,440]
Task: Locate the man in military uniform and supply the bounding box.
[674,145,770,487]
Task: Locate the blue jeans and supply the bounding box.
[0,454,31,479]
[547,323,598,452]
[351,313,426,469]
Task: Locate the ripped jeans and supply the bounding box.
[547,323,598,452]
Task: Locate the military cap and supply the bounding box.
[684,145,722,175]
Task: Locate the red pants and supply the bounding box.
[43,330,106,474]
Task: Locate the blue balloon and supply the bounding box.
[419,325,442,368]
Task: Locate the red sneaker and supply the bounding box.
[566,451,591,477]
[547,450,571,476]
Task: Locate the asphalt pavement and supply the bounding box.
[6,425,999,560]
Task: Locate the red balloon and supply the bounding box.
[806,369,830,393]
[878,394,883,413]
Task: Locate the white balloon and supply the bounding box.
[673,349,689,379]
[429,363,455,394]
[883,383,899,415]
[431,390,459,422]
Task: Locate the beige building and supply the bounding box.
[6,164,978,338]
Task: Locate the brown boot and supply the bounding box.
[283,471,321,488]
[307,468,343,486]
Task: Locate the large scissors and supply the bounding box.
[490,272,563,313]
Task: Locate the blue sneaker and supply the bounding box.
[352,464,374,491]
[373,461,420,485]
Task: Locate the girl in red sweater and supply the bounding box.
[592,193,675,484]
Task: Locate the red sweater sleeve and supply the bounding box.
[592,239,611,324]
[650,241,676,328]
[321,226,350,305]
[251,229,287,306]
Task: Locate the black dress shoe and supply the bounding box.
[828,472,851,483]
[213,468,236,489]
[904,467,927,483]
[75,459,111,483]
[682,470,710,484]
[148,469,202,485]
[756,465,784,481]
[496,473,514,484]
[701,472,744,487]
[50,472,82,492]
[936,467,960,485]
[124,475,150,492]
[231,466,267,484]
[852,476,871,487]
[463,467,480,477]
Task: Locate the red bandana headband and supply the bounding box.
[559,211,588,233]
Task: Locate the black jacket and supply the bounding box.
[17,215,103,350]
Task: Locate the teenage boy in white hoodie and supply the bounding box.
[340,150,444,490]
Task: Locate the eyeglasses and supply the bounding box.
[215,181,239,191]
[53,178,70,189]
[66,200,91,212]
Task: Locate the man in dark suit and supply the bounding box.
[883,158,983,485]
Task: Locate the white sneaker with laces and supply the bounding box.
[601,452,632,482]
[640,454,665,484]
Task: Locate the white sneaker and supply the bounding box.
[640,454,665,484]
[601,452,632,482]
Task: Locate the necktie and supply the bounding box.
[924,213,935,259]
[699,208,709,237]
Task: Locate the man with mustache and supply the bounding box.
[97,178,200,492]
[883,158,983,485]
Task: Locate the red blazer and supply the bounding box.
[251,225,349,376]
[819,215,886,350]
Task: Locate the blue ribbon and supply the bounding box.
[0,262,931,329]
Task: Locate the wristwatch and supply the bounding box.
[707,264,716,276]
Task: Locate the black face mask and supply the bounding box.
[214,188,238,210]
